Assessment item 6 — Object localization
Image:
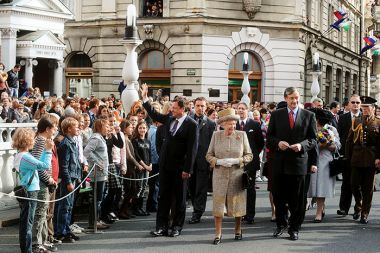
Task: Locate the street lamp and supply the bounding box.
[310,52,322,102]
[240,52,252,107]
[120,4,142,115]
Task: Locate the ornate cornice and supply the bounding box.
[16,43,66,51]
[0,9,68,22]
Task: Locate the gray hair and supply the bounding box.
[283,87,299,97]
[312,97,323,104]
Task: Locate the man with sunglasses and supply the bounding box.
[337,94,361,217]
[345,96,380,224]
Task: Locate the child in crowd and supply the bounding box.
[81,113,93,148]
[55,117,82,243]
[119,120,143,219]
[83,119,110,230]
[100,114,124,222]
[132,121,152,216]
[12,128,53,253]
[31,115,58,253]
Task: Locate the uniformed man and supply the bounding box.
[346,96,380,224]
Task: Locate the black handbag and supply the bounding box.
[13,171,36,203]
[242,163,254,190]
[329,151,346,177]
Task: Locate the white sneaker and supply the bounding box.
[69,224,82,234]
[255,176,263,182]
[72,223,85,232]
[262,176,268,182]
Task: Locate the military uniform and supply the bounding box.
[346,98,380,223]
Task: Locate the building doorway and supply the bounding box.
[139,49,171,98]
[65,52,93,97]
[228,51,262,103]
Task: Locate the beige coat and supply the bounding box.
[206,130,253,217]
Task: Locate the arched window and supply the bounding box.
[139,49,171,97]
[228,51,262,102]
[67,52,92,67]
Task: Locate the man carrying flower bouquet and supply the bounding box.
[346,96,380,224]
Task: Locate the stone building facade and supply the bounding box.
[0,0,72,96]
[63,0,369,104]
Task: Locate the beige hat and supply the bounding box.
[217,108,239,124]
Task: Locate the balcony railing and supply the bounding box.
[0,123,37,211]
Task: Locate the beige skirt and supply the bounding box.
[212,165,246,217]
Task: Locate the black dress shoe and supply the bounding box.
[169,229,181,237]
[337,210,347,216]
[150,229,168,237]
[188,217,201,224]
[353,212,360,220]
[273,226,287,237]
[234,230,243,240]
[360,217,369,224]
[288,231,299,241]
[213,236,222,245]
[245,218,254,224]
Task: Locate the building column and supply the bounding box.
[0,28,18,71]
[53,60,64,97]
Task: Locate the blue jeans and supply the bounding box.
[55,181,75,236]
[19,191,38,253]
[9,87,18,98]
[89,181,105,227]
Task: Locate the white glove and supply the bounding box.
[224,158,240,165]
[216,159,232,167]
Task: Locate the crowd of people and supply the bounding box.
[1,62,380,251]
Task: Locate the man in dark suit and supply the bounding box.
[236,102,264,224]
[337,94,361,216]
[188,97,216,224]
[267,87,317,241]
[329,101,340,128]
[141,84,198,237]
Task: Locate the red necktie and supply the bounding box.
[240,121,245,130]
[289,111,294,129]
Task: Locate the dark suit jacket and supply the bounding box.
[143,101,198,174]
[236,118,264,172]
[191,115,216,171]
[337,112,358,157]
[267,107,317,176]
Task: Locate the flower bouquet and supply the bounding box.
[317,125,335,144]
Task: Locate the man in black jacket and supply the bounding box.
[188,97,216,224]
[141,83,198,237]
[236,102,264,224]
[267,87,317,241]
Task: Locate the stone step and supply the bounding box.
[0,206,19,228]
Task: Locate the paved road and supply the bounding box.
[1,182,380,253]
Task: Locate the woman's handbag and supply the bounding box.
[242,163,254,190]
[13,171,35,203]
[329,150,346,177]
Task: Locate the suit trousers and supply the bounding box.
[338,162,353,213]
[351,166,376,217]
[272,174,305,232]
[245,181,256,220]
[189,164,209,218]
[156,169,188,230]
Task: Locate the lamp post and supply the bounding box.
[310,52,322,102]
[120,4,142,115]
[240,52,252,107]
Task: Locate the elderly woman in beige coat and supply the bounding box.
[206,108,253,245]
